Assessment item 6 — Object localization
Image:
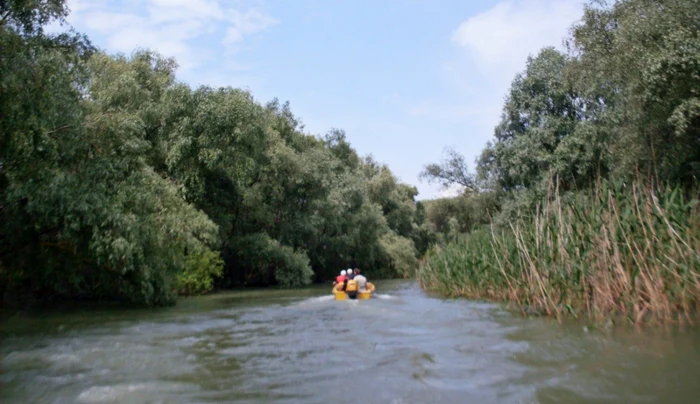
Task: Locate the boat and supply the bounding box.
[332,282,375,300]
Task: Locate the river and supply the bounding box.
[1,280,699,403]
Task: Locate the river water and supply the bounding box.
[2,280,699,403]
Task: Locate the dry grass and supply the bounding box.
[417,179,700,326]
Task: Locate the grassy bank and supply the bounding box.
[417,181,700,325]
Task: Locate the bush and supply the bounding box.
[176,248,224,296]
[230,233,314,288]
[380,232,419,278]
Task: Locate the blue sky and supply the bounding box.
[54,0,586,200]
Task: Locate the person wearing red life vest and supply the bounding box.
[334,270,347,286]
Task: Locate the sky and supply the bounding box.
[51,0,587,200]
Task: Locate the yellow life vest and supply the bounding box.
[345,279,358,292]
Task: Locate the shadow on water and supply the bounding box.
[2,279,700,403]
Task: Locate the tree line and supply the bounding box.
[0,1,433,307]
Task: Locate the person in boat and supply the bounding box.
[344,273,359,299]
[353,268,367,292]
[341,268,354,292]
[334,270,347,286]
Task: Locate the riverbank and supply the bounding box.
[417,181,700,326]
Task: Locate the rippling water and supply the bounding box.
[2,280,700,403]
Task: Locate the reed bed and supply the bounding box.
[417,181,700,325]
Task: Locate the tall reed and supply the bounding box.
[417,180,700,325]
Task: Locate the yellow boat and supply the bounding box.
[332,282,375,300]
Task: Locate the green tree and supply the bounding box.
[2,0,428,307]
[479,47,588,192]
[568,0,700,184]
[1,4,221,305]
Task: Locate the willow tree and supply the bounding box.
[2,0,429,307]
[1,3,221,305]
[568,0,700,185]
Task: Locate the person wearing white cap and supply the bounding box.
[334,270,347,286]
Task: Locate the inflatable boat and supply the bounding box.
[332,282,375,300]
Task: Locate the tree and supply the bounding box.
[419,147,477,192]
[478,47,587,192]
[1,0,68,34]
[1,0,429,306]
[568,0,700,185]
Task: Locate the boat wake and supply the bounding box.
[295,292,395,306]
[296,295,335,305]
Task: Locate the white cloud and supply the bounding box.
[410,0,585,184]
[59,0,277,73]
[436,183,466,199]
[452,0,584,84]
[148,0,224,23]
[224,9,278,45]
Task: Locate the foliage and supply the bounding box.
[176,247,224,296]
[0,0,426,307]
[418,181,700,325]
[480,47,590,193]
[228,233,313,288]
[419,0,700,325]
[0,14,221,306]
[420,147,478,192]
[568,0,700,185]
[0,0,68,34]
[379,232,419,278]
[422,191,500,240]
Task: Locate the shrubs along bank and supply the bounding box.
[0,2,432,307]
[418,0,700,325]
